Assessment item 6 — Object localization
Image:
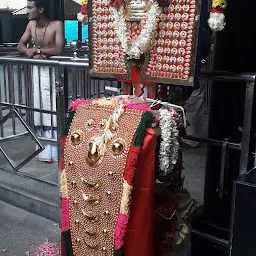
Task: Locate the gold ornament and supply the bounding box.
[71,131,83,146]
[85,229,96,236]
[110,122,117,133]
[81,209,97,220]
[112,140,124,155]
[99,121,106,129]
[104,210,110,216]
[81,178,102,190]
[87,120,93,127]
[87,141,101,166]
[84,239,98,249]
[108,171,114,177]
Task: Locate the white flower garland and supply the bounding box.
[91,103,124,156]
[208,12,226,32]
[109,2,160,59]
[77,12,88,25]
[208,0,227,32]
[159,108,180,175]
[77,0,88,25]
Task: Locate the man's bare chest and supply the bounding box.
[31,26,56,47]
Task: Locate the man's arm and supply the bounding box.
[40,21,65,56]
[17,22,36,57]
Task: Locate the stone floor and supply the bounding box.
[0,201,60,256]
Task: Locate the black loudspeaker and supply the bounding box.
[230,168,256,256]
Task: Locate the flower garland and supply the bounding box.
[109,1,160,62]
[77,0,88,25]
[208,0,228,32]
[158,108,180,175]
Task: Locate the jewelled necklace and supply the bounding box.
[35,21,50,49]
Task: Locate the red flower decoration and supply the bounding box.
[109,0,122,9]
[210,7,224,13]
[80,5,88,15]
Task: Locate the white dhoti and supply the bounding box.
[33,66,58,162]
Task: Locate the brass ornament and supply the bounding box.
[87,120,93,127]
[84,239,98,249]
[81,178,102,190]
[112,140,125,155]
[82,193,101,205]
[85,229,96,236]
[108,171,114,177]
[71,131,84,146]
[99,121,106,129]
[109,120,117,133]
[81,209,98,221]
[71,180,76,187]
[86,141,101,166]
[104,210,110,216]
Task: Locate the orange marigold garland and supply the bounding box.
[208,0,228,32]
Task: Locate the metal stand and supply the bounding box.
[189,71,255,255]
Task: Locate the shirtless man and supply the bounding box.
[17,0,64,162]
[18,0,64,59]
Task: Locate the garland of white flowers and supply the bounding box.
[109,1,160,60]
[77,0,88,25]
[208,0,227,32]
[158,108,180,175]
[91,103,124,156]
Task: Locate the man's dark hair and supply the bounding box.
[28,0,50,18]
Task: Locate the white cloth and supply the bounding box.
[36,130,58,162]
[33,66,57,162]
[33,66,57,127]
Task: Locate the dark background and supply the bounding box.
[203,0,256,228]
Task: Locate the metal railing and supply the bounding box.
[0,56,121,185]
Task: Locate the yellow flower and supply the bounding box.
[212,0,227,9]
[81,0,88,5]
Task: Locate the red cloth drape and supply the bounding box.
[124,128,156,256]
[118,66,154,84]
